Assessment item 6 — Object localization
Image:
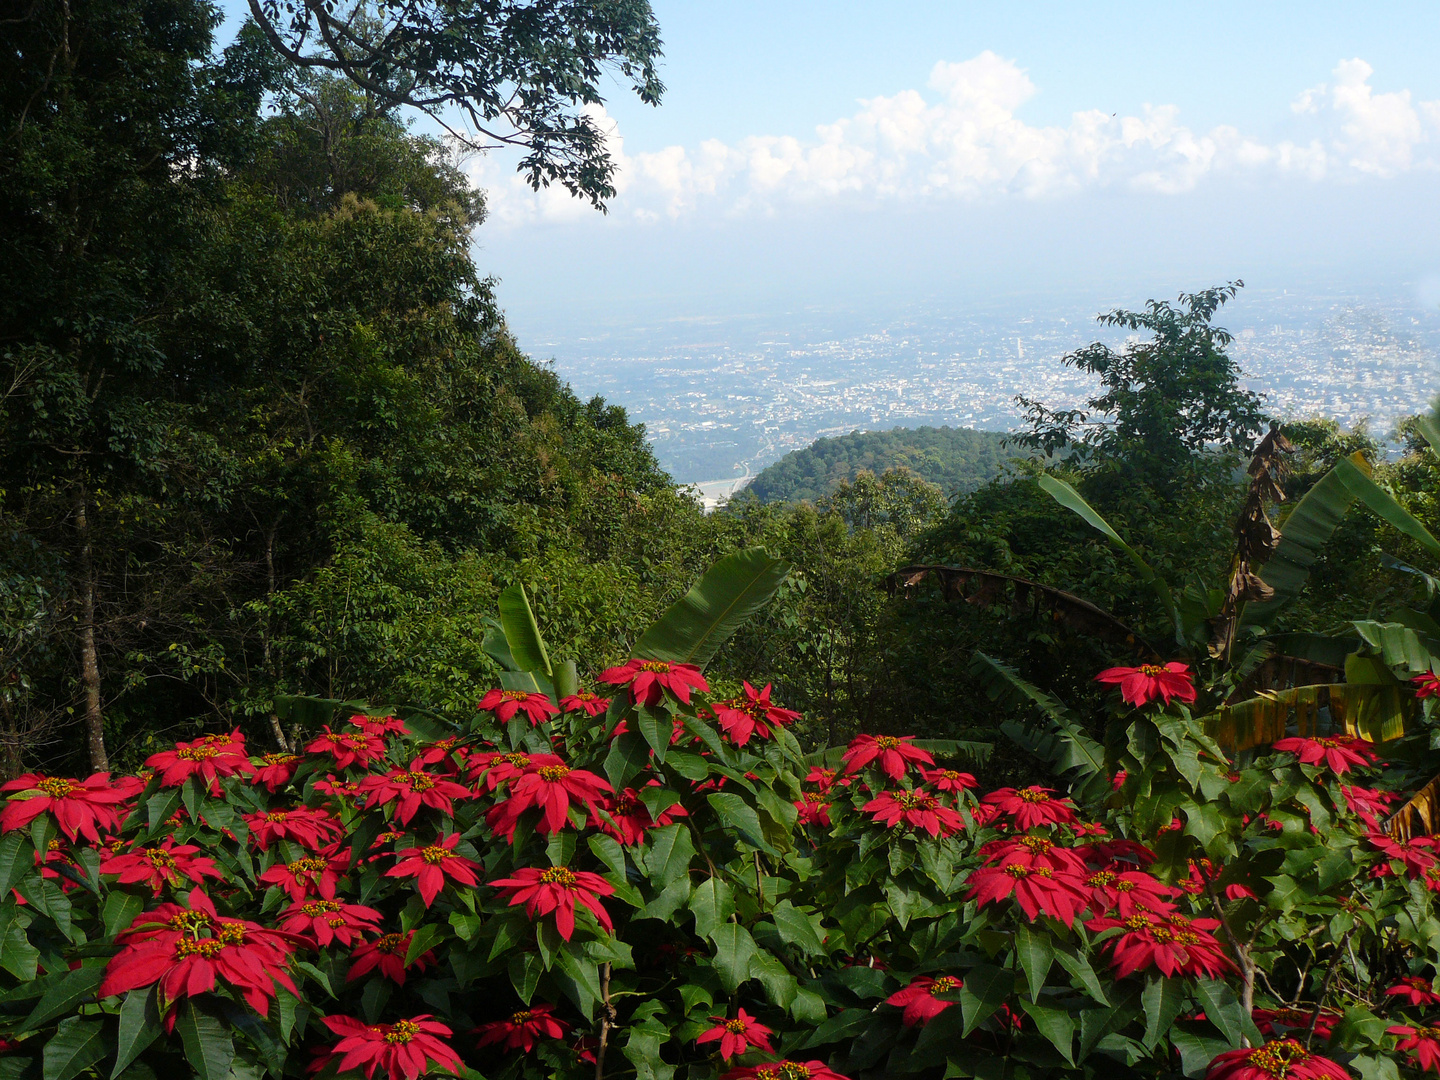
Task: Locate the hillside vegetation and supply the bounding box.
[741,425,1016,503]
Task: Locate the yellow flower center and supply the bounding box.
[175,938,225,958]
[401,773,435,792]
[1249,1040,1312,1079]
[262,754,298,766]
[301,901,341,917]
[538,766,571,782]
[931,976,961,994]
[539,867,578,887]
[724,1018,748,1033]
[420,845,451,864]
[376,933,405,954]
[168,910,213,935]
[501,691,531,702]
[511,1010,534,1024]
[215,922,245,945]
[893,791,927,810]
[1139,664,1166,676]
[176,745,219,761]
[266,810,290,822]
[146,848,176,869]
[384,1020,419,1045]
[36,777,78,798]
[1018,787,1050,803]
[502,753,529,768]
[874,737,899,750]
[1087,871,1116,887]
[1018,836,1053,854]
[639,661,671,673]
[291,857,329,874]
[1124,914,1154,931]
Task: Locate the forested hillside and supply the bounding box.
[741,425,1014,503]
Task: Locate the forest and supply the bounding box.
[5,3,1440,1080]
[739,427,1014,505]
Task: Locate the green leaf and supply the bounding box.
[1015,922,1054,1002]
[1173,1029,1232,1079]
[688,877,734,938]
[0,905,37,981]
[102,891,144,939]
[603,732,649,791]
[498,583,551,676]
[709,923,758,992]
[1078,990,1142,1058]
[1336,456,1440,557]
[958,963,1012,1036]
[1243,453,1366,629]
[636,707,670,764]
[706,792,771,852]
[111,989,162,1079]
[1038,474,1180,642]
[21,964,105,1033]
[771,901,825,957]
[405,923,444,966]
[635,877,691,922]
[0,832,34,897]
[1193,978,1260,1049]
[1142,976,1190,1049]
[1020,1000,1075,1064]
[1054,948,1108,1005]
[42,1016,107,1080]
[552,659,578,701]
[974,653,1107,795]
[175,1003,235,1080]
[633,548,791,668]
[641,824,695,887]
[1414,413,1440,464]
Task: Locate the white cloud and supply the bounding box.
[473,52,1440,227]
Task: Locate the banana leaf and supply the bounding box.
[633,548,790,668]
[888,565,1158,657]
[1351,621,1440,676]
[1386,771,1440,841]
[1037,475,1182,645]
[497,583,551,676]
[1203,682,1416,752]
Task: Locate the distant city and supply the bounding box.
[519,285,1440,498]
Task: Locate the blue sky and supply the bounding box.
[218,3,1440,335]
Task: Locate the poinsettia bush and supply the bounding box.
[5,554,1440,1080]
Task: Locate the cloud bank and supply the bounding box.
[473,53,1440,227]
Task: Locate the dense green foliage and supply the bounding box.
[740,427,1014,504]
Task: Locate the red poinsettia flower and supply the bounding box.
[712,682,801,746]
[978,838,1088,886]
[966,858,1088,927]
[386,833,482,906]
[468,751,561,792]
[258,844,352,901]
[486,761,613,840]
[100,838,224,896]
[1367,832,1438,878]
[1341,786,1399,829]
[922,768,977,794]
[982,786,1080,829]
[0,773,131,843]
[1206,1040,1349,1080]
[490,865,615,941]
[278,899,382,948]
[1414,671,1440,699]
[697,1008,774,1059]
[357,764,472,826]
[243,806,344,851]
[1253,1008,1339,1040]
[413,737,465,770]
[1390,1025,1440,1072]
[1178,859,1258,902]
[804,767,849,791]
[314,776,363,800]
[252,753,302,793]
[885,975,963,1027]
[590,785,687,846]
[864,790,964,838]
[99,888,306,1028]
[1088,910,1234,979]
[1082,866,1179,916]
[560,692,611,717]
[346,931,436,985]
[597,658,709,707]
[1095,662,1197,707]
[317,1015,462,1080]
[1387,976,1440,1007]
[348,713,409,737]
[305,726,387,770]
[145,731,255,793]
[795,792,832,827]
[474,1003,571,1053]
[1273,736,1378,775]
[477,689,560,726]
[722,1061,850,1080]
[841,735,934,781]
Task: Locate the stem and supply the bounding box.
[1203,876,1255,1028]
[595,962,612,1080]
[1306,929,1354,1049]
[74,485,107,771]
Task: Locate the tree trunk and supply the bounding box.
[74,486,108,771]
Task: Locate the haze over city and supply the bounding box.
[431,1,1440,487]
